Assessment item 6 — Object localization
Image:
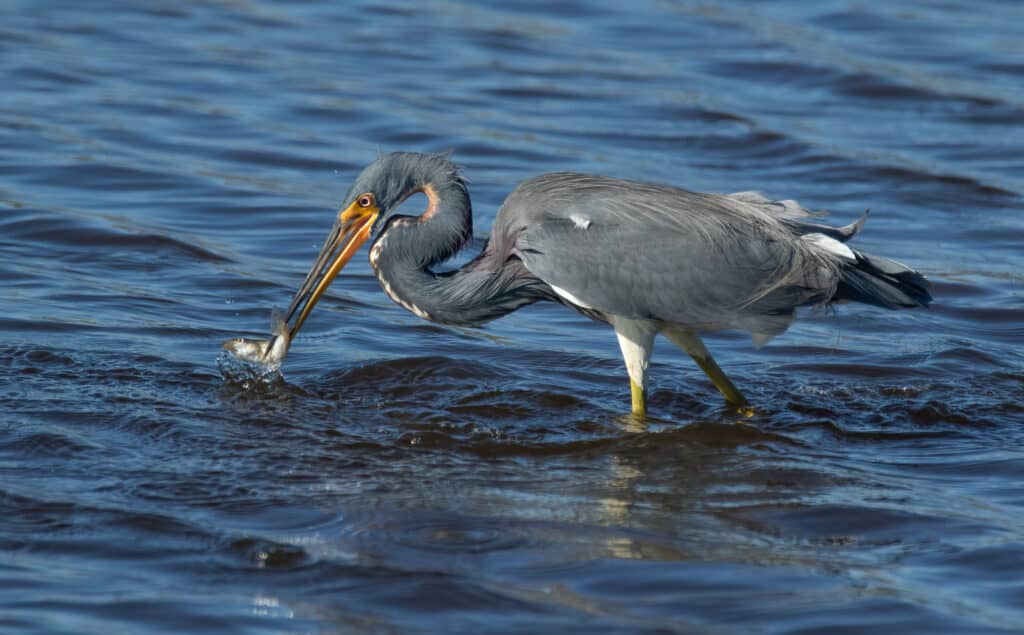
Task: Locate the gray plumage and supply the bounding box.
[357,153,928,338]
[298,152,931,411]
[500,173,927,342]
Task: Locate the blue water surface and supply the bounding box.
[1,1,1023,633]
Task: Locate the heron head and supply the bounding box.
[343,152,466,233]
[283,152,463,339]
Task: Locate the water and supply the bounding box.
[2,1,1022,632]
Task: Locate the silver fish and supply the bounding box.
[222,310,291,365]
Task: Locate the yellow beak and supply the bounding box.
[284,199,379,339]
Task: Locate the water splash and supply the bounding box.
[216,351,284,391]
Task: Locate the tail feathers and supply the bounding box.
[834,251,932,309]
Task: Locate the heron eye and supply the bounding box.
[358,194,374,208]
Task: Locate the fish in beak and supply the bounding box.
[221,310,291,365]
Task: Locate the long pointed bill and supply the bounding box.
[285,199,379,339]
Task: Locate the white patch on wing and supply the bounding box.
[803,233,855,260]
[549,283,594,310]
[569,214,591,230]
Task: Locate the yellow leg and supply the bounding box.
[689,350,748,408]
[664,328,750,410]
[630,378,647,417]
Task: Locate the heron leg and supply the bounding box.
[610,317,657,417]
[664,329,748,408]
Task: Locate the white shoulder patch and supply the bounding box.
[549,283,594,310]
[569,214,591,230]
[803,233,855,260]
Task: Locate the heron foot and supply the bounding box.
[728,403,757,419]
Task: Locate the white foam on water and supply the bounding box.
[216,350,284,391]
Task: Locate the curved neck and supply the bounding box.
[395,175,473,269]
[370,178,549,326]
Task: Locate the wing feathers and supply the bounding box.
[498,173,853,335]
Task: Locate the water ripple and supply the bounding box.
[2,0,1023,633]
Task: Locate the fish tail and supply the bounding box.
[270,308,288,336]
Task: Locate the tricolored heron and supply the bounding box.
[284,152,930,416]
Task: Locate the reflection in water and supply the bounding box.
[250,595,294,620]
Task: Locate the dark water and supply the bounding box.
[2,1,1023,632]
